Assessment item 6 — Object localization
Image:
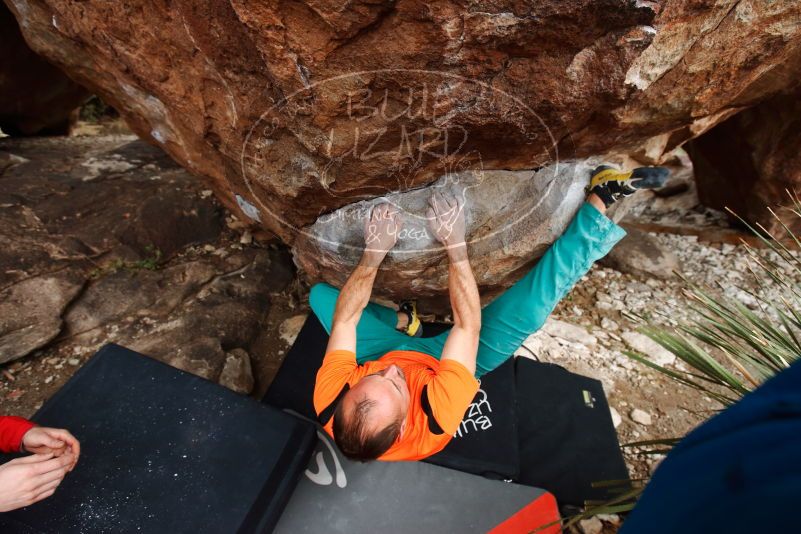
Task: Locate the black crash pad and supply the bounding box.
[425,357,518,479]
[273,429,560,533]
[0,344,316,534]
[515,358,630,506]
[263,314,519,479]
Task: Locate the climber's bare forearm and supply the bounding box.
[440,245,481,375]
[327,252,383,353]
[447,245,480,330]
[335,253,384,324]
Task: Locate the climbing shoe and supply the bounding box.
[589,165,669,207]
[398,300,423,337]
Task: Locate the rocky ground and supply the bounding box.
[0,128,308,412]
[0,127,778,533]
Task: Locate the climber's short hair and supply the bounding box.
[332,395,402,462]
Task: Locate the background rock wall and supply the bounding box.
[686,88,801,235]
[4,0,801,294]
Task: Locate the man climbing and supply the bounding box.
[0,416,80,511]
[312,165,667,461]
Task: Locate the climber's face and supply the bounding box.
[346,364,410,433]
[335,363,410,458]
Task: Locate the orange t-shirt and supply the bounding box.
[313,349,479,461]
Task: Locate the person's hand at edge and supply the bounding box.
[0,452,74,512]
[22,427,80,471]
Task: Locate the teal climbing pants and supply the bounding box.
[309,202,626,377]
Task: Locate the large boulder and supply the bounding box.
[294,161,592,307]
[686,89,801,236]
[0,3,88,135]
[5,0,801,293]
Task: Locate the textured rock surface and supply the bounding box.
[622,331,676,367]
[686,89,801,236]
[0,270,84,364]
[0,135,292,375]
[541,318,597,347]
[126,247,293,380]
[600,227,679,279]
[579,517,604,534]
[295,161,590,304]
[218,348,255,395]
[630,408,653,426]
[5,0,801,292]
[0,3,88,135]
[0,136,223,286]
[279,315,307,346]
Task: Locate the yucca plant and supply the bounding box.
[547,195,801,533]
[626,197,801,406]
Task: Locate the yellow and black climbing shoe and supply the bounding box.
[398,300,423,337]
[589,165,669,207]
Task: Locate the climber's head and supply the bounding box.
[332,364,410,462]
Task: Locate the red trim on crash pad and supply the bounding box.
[488,491,561,534]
